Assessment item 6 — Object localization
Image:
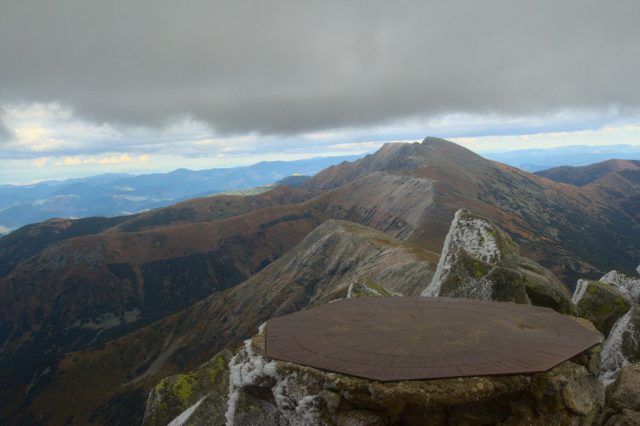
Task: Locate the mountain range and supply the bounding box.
[0,155,359,234]
[483,144,640,172]
[1,137,639,424]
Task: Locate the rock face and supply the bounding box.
[148,323,604,426]
[602,363,640,425]
[421,209,575,314]
[143,350,233,426]
[572,269,640,386]
[572,280,631,336]
[600,305,640,385]
[600,270,640,304]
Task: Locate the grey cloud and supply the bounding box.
[0,108,12,143]
[1,0,639,136]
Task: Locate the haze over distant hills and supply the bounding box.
[483,144,640,172]
[0,155,358,234]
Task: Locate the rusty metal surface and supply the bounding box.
[265,297,602,382]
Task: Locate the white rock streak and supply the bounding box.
[595,268,640,384]
[224,326,321,425]
[572,279,591,304]
[346,282,355,298]
[599,309,636,385]
[168,397,206,426]
[600,270,640,303]
[225,336,278,426]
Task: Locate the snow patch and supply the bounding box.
[168,397,206,426]
[572,279,591,304]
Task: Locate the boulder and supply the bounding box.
[600,270,640,304]
[142,350,232,426]
[159,321,603,426]
[600,305,640,385]
[601,363,640,426]
[573,280,631,337]
[422,209,575,314]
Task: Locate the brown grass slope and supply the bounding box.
[20,220,438,425]
[2,137,640,424]
[536,159,640,186]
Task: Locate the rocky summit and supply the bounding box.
[145,318,604,426]
[144,209,624,426]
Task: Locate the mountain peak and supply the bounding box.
[306,137,490,190]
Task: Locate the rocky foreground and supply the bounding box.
[144,210,640,425]
[146,321,604,426]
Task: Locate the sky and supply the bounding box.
[1,0,640,183]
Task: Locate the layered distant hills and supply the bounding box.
[484,144,640,172]
[0,155,358,234]
[1,138,639,424]
[536,158,640,186]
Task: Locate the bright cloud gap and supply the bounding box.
[1,101,640,184]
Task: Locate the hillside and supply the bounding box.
[14,220,439,425]
[536,159,640,186]
[0,155,358,233]
[2,137,640,424]
[484,145,640,172]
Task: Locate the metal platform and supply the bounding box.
[265,297,602,381]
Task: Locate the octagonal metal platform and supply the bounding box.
[265,297,602,382]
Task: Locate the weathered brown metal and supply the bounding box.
[265,297,602,382]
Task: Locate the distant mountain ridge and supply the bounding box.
[0,155,359,233]
[483,144,640,172]
[2,137,640,424]
[536,159,640,186]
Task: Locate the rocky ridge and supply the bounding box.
[421,209,574,314]
[20,220,438,425]
[147,318,604,426]
[145,210,609,426]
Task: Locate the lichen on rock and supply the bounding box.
[600,305,640,385]
[601,363,640,425]
[574,280,631,337]
[142,350,232,426]
[600,270,640,304]
[199,323,604,426]
[422,209,574,314]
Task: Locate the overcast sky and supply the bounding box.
[1,0,640,183]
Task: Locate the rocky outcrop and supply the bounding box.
[422,209,575,314]
[143,350,232,426]
[150,321,604,426]
[601,363,640,425]
[572,280,631,336]
[572,269,640,386]
[600,270,640,304]
[600,305,640,385]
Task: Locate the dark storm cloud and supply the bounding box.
[1,0,639,135]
